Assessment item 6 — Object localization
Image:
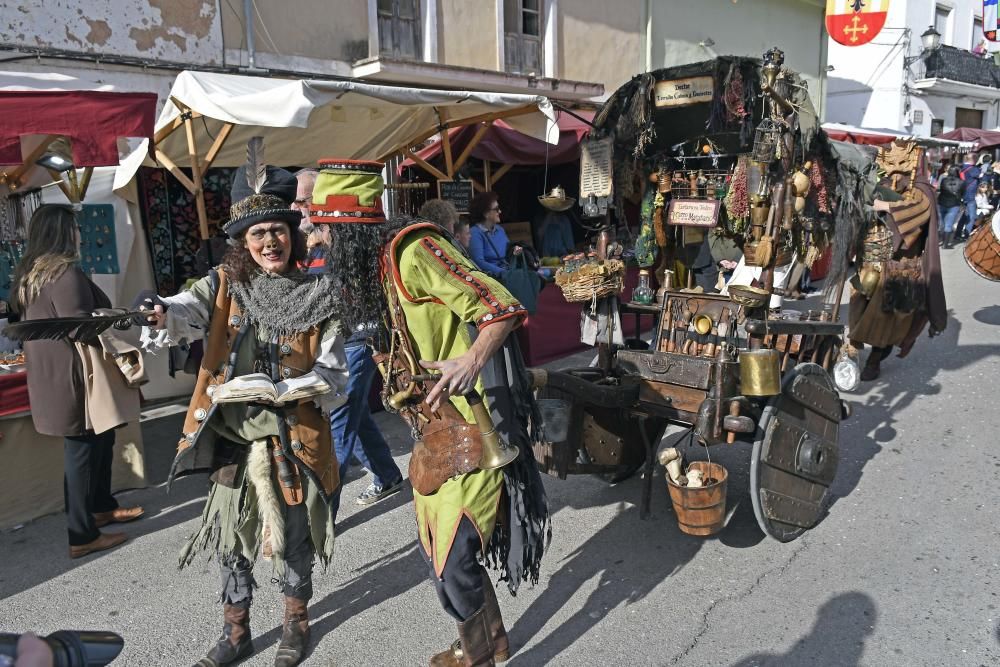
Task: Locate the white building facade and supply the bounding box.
[826,0,1000,135]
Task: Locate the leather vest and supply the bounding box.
[169,270,339,504]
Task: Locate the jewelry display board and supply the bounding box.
[78,204,119,275]
[0,241,25,303]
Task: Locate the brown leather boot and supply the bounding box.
[481,576,509,663]
[273,596,310,667]
[429,606,495,667]
[195,603,253,667]
[69,531,127,559]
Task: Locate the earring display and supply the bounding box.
[78,204,120,275]
[0,240,24,303]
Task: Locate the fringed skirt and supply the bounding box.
[178,440,336,578]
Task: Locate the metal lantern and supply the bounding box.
[751,119,782,164]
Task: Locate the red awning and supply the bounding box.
[822,124,897,146]
[935,127,1000,149]
[0,90,157,166]
[402,110,593,172]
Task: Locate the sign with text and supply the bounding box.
[437,179,474,213]
[579,137,614,199]
[653,76,714,108]
[667,199,721,228]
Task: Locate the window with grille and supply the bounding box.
[504,0,543,75]
[378,0,422,60]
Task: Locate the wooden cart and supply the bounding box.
[532,290,847,543]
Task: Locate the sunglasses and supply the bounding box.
[489,205,501,212]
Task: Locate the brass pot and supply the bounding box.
[693,314,713,335]
[858,266,881,297]
[739,349,782,396]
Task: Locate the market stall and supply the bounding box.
[530,50,872,543]
[120,70,558,240]
[0,73,157,528]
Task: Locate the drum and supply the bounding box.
[964,214,1000,281]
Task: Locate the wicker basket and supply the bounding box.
[555,259,626,302]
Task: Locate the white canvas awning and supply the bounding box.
[137,70,557,169]
[123,70,558,237]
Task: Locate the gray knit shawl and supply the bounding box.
[228,270,342,337]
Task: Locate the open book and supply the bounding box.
[211,372,329,405]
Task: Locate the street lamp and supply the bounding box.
[904,26,942,68]
[920,26,941,52]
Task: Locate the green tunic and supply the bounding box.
[390,227,527,576]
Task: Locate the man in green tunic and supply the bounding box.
[380,218,551,667]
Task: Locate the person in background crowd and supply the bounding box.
[142,163,348,667]
[417,198,473,255]
[311,160,405,513]
[975,181,993,232]
[454,219,472,254]
[293,168,329,273]
[418,198,460,234]
[974,39,988,57]
[10,205,144,560]
[936,165,964,249]
[539,210,575,258]
[957,154,985,241]
[468,192,516,278]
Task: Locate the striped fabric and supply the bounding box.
[885,188,930,250]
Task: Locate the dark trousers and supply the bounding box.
[421,516,488,622]
[63,430,119,546]
[219,501,315,606]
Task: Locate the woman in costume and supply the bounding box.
[142,159,348,667]
[11,204,144,559]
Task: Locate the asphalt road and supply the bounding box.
[1,245,998,666]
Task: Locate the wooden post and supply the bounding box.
[441,127,455,179]
[77,167,94,202]
[0,134,60,189]
[484,160,492,191]
[491,163,514,185]
[406,150,451,182]
[201,122,235,172]
[180,106,210,240]
[44,168,75,203]
[453,121,492,176]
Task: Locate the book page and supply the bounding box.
[212,373,278,404]
[275,372,330,402]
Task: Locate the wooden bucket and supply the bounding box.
[666,461,728,536]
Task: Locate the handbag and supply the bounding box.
[500,251,543,315]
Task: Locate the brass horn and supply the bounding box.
[464,389,519,470]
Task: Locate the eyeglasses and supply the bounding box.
[489,205,501,212]
[247,226,290,242]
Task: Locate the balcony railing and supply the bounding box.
[921,45,1000,88]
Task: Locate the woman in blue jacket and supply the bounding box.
[468,192,510,277]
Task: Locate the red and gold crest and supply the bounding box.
[826,0,889,47]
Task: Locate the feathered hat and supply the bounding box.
[310,159,386,224]
[224,137,302,238]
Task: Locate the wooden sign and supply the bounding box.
[653,76,714,108]
[826,0,889,47]
[437,179,474,213]
[667,199,721,228]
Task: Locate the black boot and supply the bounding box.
[195,603,253,667]
[943,232,955,249]
[273,596,310,667]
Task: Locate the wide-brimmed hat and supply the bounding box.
[311,159,386,224]
[538,185,576,212]
[224,165,302,238]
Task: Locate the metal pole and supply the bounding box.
[243,0,256,70]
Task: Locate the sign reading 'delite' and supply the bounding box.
[653,77,714,108]
[826,0,889,47]
[667,199,721,228]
